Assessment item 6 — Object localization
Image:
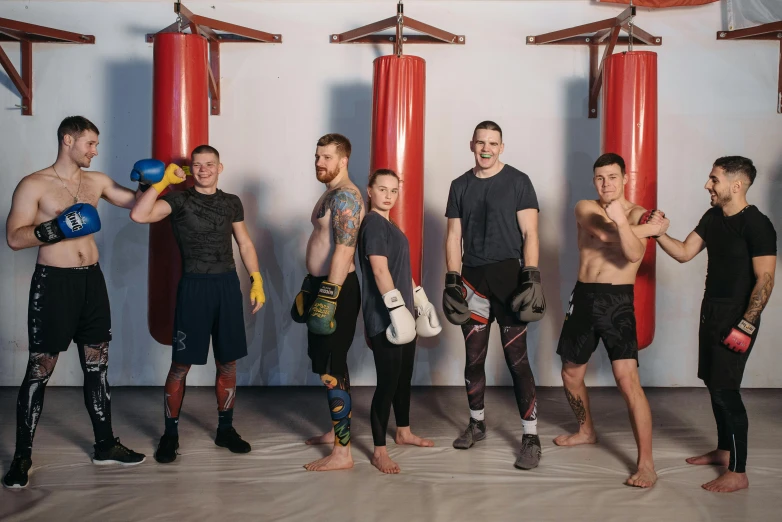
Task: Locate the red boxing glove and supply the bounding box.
[722,319,756,353]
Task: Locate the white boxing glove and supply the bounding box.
[413,286,442,337]
[383,289,417,345]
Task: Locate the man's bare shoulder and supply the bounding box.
[575,199,600,213]
[627,204,647,224]
[16,169,54,192]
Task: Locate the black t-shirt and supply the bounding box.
[445,165,539,267]
[162,187,244,274]
[694,205,777,301]
[358,211,414,338]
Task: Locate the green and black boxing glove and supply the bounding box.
[291,274,319,323]
[306,281,341,335]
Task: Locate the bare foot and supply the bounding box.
[371,448,401,474]
[304,447,353,472]
[395,428,434,447]
[686,449,729,466]
[702,470,748,493]
[305,430,334,446]
[626,464,657,488]
[553,431,597,447]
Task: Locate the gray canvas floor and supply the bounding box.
[1,386,780,522]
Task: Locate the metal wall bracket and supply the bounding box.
[526,6,662,118]
[717,22,782,114]
[146,2,282,115]
[329,1,464,56]
[0,18,95,116]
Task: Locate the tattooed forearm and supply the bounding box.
[328,188,362,247]
[564,387,587,425]
[745,272,774,324]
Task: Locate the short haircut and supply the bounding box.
[714,156,756,186]
[368,168,399,187]
[593,152,626,175]
[57,116,99,145]
[191,144,220,161]
[317,133,352,159]
[473,120,502,142]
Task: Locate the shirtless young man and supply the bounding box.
[291,133,364,471]
[4,116,145,489]
[553,152,666,488]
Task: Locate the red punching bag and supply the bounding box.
[601,51,658,349]
[149,33,209,345]
[370,55,426,284]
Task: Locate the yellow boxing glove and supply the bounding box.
[152,163,188,193]
[250,271,266,310]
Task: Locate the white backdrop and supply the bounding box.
[0,1,780,388]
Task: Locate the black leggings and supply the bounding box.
[15,343,114,458]
[369,332,416,447]
[462,323,537,421]
[709,387,748,473]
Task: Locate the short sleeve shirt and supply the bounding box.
[445,165,539,267]
[162,187,244,274]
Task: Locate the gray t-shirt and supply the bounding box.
[358,211,414,338]
[445,165,539,267]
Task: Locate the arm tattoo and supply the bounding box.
[327,188,362,247]
[745,272,774,324]
[564,387,587,425]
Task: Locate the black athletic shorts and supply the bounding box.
[556,282,638,365]
[461,259,525,327]
[27,263,112,353]
[698,297,758,390]
[172,271,247,365]
[308,272,361,376]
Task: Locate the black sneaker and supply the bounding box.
[215,427,251,454]
[514,434,542,470]
[154,434,179,464]
[92,438,146,466]
[453,418,487,450]
[3,456,32,489]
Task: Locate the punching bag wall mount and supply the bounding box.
[526,5,662,118]
[146,1,283,116]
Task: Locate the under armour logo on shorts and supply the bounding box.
[174,330,187,351]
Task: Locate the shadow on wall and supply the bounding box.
[327,81,375,384]
[767,153,782,267]
[103,59,156,383]
[556,77,603,380]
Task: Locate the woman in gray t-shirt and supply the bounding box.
[358,169,441,474]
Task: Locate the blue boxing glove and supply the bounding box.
[34,203,101,244]
[130,159,166,188]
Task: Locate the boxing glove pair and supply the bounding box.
[382,286,442,345]
[443,267,546,325]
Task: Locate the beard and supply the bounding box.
[710,190,731,207]
[316,167,339,183]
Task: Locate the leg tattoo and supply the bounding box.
[322,372,351,447]
[564,387,587,425]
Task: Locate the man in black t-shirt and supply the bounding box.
[443,121,545,470]
[131,145,266,464]
[654,156,777,493]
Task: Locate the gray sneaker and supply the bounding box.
[514,434,542,470]
[453,418,486,449]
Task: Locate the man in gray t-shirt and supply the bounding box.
[443,121,544,471]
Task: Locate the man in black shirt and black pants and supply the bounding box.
[443,121,546,470]
[131,145,266,463]
[652,156,776,493]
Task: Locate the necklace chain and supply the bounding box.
[52,165,81,204]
